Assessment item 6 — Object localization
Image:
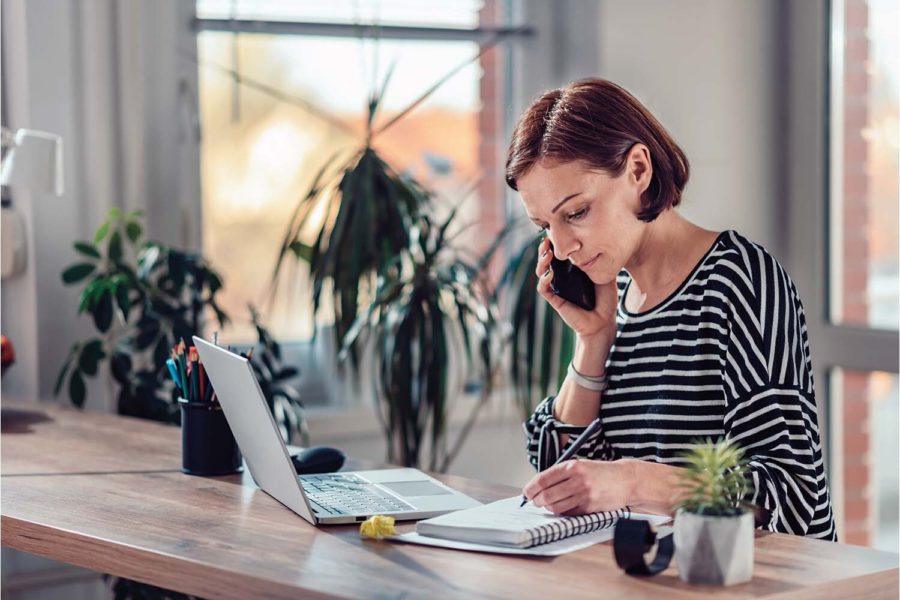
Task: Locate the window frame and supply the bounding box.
[783,0,899,539]
[192,3,530,408]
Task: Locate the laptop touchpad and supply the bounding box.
[381,481,452,497]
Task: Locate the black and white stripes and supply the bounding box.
[524,230,837,540]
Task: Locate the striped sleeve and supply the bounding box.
[720,242,835,539]
[523,396,617,471]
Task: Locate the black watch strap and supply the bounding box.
[613,518,675,576]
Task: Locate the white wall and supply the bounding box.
[595,0,786,258]
[1,0,202,409]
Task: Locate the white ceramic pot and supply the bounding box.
[673,508,754,586]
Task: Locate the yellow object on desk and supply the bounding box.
[360,515,396,540]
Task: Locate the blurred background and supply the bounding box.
[1,0,897,597]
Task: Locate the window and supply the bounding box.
[825,0,899,548]
[829,0,899,330]
[196,0,513,344]
[829,369,898,550]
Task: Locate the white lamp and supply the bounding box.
[1,128,64,195]
[1,127,65,278]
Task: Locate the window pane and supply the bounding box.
[829,0,899,330]
[198,33,484,343]
[196,0,482,29]
[830,369,899,551]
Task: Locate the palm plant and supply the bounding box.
[271,41,505,361]
[498,232,575,418]
[339,207,504,471]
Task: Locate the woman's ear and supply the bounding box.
[627,143,653,194]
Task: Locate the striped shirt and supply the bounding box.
[524,230,837,540]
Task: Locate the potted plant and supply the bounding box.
[339,207,503,471]
[57,209,305,442]
[673,438,754,586]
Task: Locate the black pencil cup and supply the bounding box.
[178,398,243,476]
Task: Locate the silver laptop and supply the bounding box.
[193,336,481,525]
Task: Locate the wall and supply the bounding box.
[594,0,786,257]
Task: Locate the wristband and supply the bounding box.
[566,362,608,392]
[613,518,675,576]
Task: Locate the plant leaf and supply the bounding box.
[74,241,101,259]
[93,221,110,244]
[125,221,142,244]
[108,231,123,262]
[69,370,86,407]
[62,263,96,284]
[78,339,105,376]
[92,290,114,332]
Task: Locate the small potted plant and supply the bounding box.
[673,438,754,586]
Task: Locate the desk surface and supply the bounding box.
[1,401,897,599]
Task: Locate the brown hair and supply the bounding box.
[505,78,690,222]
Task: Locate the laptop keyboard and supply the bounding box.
[299,473,414,516]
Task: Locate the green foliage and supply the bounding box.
[496,232,575,419]
[272,104,427,362]
[56,209,228,418]
[247,306,308,445]
[675,438,752,516]
[340,208,502,471]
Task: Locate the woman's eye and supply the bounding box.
[567,208,587,221]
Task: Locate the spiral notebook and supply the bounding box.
[414,496,631,549]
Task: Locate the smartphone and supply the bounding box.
[548,242,596,311]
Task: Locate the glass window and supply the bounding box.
[830,368,899,551]
[196,0,482,29]
[198,32,495,343]
[828,0,899,330]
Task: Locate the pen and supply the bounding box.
[520,417,604,508]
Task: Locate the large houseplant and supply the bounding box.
[674,438,754,586]
[339,207,504,471]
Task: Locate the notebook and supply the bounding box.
[414,496,632,549]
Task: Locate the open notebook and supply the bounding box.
[414,496,631,549]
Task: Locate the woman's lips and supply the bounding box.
[576,253,602,269]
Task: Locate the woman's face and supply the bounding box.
[516,152,651,285]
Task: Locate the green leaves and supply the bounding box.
[55,211,229,421]
[498,231,574,419]
[274,146,426,357]
[93,221,110,245]
[78,340,105,376]
[340,211,500,471]
[74,242,100,259]
[675,438,751,516]
[62,263,96,284]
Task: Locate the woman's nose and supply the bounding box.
[549,233,580,261]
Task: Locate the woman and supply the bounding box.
[510,78,836,540]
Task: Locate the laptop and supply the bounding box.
[193,336,482,525]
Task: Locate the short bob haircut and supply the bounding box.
[505,78,690,222]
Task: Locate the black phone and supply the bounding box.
[548,242,596,311]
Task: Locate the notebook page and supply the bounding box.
[398,513,672,556]
[416,496,624,547]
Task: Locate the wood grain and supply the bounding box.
[2,400,897,599]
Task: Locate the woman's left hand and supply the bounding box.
[522,459,636,515]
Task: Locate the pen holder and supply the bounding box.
[178,398,243,476]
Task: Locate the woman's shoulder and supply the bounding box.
[709,230,802,304]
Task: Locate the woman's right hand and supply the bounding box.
[535,237,618,352]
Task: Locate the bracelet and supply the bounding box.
[567,362,609,392]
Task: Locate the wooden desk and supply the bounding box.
[2,401,897,599]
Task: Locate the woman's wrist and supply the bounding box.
[620,459,684,515]
[573,333,614,377]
